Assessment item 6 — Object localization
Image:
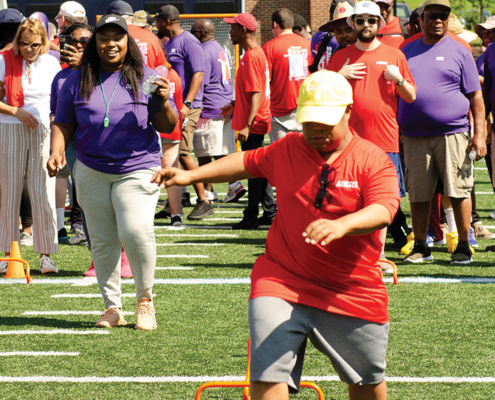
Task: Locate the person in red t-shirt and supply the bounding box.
[220,13,276,230]
[151,70,400,400]
[372,0,406,48]
[263,9,312,143]
[328,1,416,268]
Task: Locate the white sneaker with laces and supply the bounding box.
[223,181,247,203]
[20,232,33,246]
[39,256,58,274]
[0,260,8,274]
[69,228,87,246]
[205,190,219,203]
[489,210,495,219]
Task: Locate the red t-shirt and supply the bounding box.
[377,16,405,48]
[232,46,271,135]
[262,33,313,117]
[244,131,399,324]
[128,25,166,69]
[400,31,473,54]
[159,67,183,140]
[328,43,415,153]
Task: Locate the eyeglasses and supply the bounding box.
[72,37,90,45]
[423,12,450,21]
[478,28,495,36]
[19,41,42,50]
[315,164,336,209]
[354,17,378,26]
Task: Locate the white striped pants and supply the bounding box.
[0,123,58,254]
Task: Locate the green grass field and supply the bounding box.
[1,160,495,399]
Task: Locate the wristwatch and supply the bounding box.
[396,78,405,86]
[184,100,192,108]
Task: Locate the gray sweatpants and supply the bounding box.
[73,160,160,309]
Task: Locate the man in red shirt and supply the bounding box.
[151,70,400,400]
[329,1,416,268]
[263,9,312,143]
[221,13,276,229]
[373,0,406,48]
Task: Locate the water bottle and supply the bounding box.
[155,64,169,79]
[461,150,476,177]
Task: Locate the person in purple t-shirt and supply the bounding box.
[47,15,178,331]
[399,0,486,265]
[190,19,246,203]
[156,5,215,220]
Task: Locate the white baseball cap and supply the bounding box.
[347,1,386,30]
[57,1,86,18]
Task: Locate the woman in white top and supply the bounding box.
[0,18,61,274]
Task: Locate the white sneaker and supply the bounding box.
[223,182,247,203]
[39,256,58,274]
[489,210,495,219]
[69,228,87,246]
[20,232,33,246]
[205,190,219,203]
[0,260,8,274]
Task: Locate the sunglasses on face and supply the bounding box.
[19,41,42,50]
[72,37,90,45]
[315,164,336,209]
[423,12,450,21]
[354,17,378,26]
[479,28,495,36]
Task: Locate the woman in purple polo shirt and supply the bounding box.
[47,15,178,331]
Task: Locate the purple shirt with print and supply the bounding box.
[200,40,234,119]
[164,31,204,109]
[398,36,481,136]
[311,31,338,70]
[54,67,177,174]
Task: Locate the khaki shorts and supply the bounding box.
[402,132,473,202]
[179,107,202,156]
[193,118,236,157]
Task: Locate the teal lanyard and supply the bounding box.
[99,71,122,128]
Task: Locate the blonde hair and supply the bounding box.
[13,18,50,56]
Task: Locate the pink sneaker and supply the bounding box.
[84,260,96,277]
[121,251,133,278]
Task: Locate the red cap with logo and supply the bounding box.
[223,13,257,31]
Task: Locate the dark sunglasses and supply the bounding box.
[72,37,90,45]
[19,41,42,50]
[354,17,378,26]
[423,12,450,21]
[478,28,495,36]
[315,164,336,209]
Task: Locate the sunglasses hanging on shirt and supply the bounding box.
[315,164,336,209]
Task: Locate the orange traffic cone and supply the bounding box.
[5,241,32,283]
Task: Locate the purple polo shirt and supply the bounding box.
[398,36,480,136]
[485,43,495,132]
[200,40,234,119]
[50,67,73,115]
[164,31,204,109]
[54,67,177,174]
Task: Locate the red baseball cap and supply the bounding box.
[223,13,257,31]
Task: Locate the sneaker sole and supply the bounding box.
[187,208,214,220]
[451,258,472,265]
[404,255,433,263]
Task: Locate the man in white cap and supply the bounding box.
[329,1,416,267]
[54,1,87,35]
[151,70,399,400]
[372,0,406,48]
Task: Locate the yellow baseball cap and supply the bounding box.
[296,71,353,126]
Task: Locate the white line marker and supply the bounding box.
[22,311,134,316]
[155,267,195,270]
[156,243,225,246]
[71,277,97,287]
[0,352,79,357]
[52,294,155,298]
[155,234,238,237]
[0,330,110,335]
[474,167,488,170]
[157,255,209,258]
[204,218,241,221]
[209,211,244,214]
[0,375,494,383]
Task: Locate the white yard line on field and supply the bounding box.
[0,352,79,357]
[155,243,225,246]
[52,293,151,298]
[155,267,195,270]
[155,234,238,237]
[0,375,494,383]
[156,255,209,258]
[0,330,109,335]
[22,311,134,316]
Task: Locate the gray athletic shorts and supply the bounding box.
[249,297,389,392]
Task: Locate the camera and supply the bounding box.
[59,35,73,50]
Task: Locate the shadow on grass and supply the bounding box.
[0,316,95,329]
[167,238,267,246]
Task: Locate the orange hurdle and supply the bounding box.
[379,258,399,285]
[195,338,325,400]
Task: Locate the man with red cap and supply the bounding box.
[221,13,277,229]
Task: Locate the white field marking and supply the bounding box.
[71,277,97,287]
[22,311,134,316]
[474,167,488,170]
[6,277,495,285]
[0,330,109,335]
[52,293,155,298]
[155,234,238,237]
[156,255,209,258]
[154,225,235,230]
[209,210,244,214]
[155,267,195,270]
[155,243,225,246]
[204,218,241,221]
[476,192,495,194]
[0,352,79,357]
[1,375,495,383]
